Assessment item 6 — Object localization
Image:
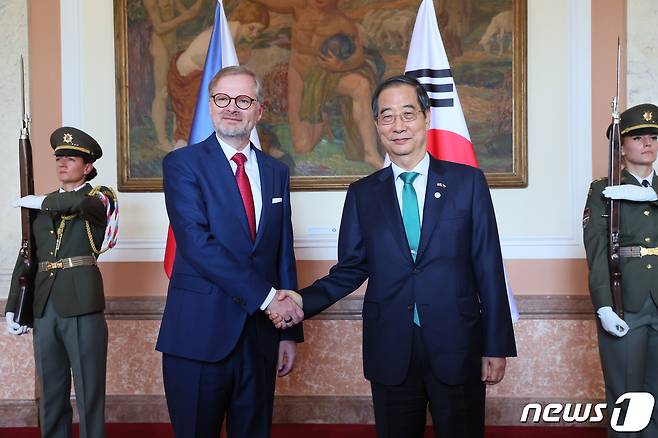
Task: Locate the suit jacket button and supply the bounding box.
[413,268,421,274]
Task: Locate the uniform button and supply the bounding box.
[49,230,54,234]
[647,264,653,270]
[645,237,652,243]
[49,252,53,255]
[644,210,651,216]
[49,273,54,277]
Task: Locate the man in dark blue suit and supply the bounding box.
[157,66,304,438]
[274,75,516,437]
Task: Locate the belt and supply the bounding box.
[38,256,97,272]
[619,246,658,258]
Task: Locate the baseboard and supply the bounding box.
[0,399,38,427]
[0,395,608,427]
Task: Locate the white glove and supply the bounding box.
[596,306,629,337]
[12,195,46,210]
[5,312,30,335]
[603,185,658,202]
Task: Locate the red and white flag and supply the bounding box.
[405,0,519,322]
[405,0,476,167]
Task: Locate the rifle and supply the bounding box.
[607,39,623,319]
[13,55,35,326]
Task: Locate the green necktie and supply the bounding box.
[400,172,421,326]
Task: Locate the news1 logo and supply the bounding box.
[520,392,655,432]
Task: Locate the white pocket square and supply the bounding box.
[272,197,283,204]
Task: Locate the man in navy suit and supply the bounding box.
[157,66,303,438]
[275,75,516,437]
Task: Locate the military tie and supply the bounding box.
[400,172,422,326]
[232,152,256,241]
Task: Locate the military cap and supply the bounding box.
[50,126,102,161]
[607,103,658,138]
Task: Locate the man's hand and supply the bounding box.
[597,306,629,337]
[277,340,297,377]
[12,195,46,210]
[5,312,30,335]
[266,290,303,329]
[481,357,506,385]
[603,185,658,202]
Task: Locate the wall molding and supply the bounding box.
[0,395,608,428]
[0,295,594,321]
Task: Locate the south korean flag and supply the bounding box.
[405,0,477,167]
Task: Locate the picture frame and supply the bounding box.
[114,0,527,192]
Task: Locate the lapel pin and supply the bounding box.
[434,192,441,199]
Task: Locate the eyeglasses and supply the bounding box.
[211,93,258,110]
[376,110,423,125]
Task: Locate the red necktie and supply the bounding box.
[231,152,256,241]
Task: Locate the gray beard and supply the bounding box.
[216,124,250,140]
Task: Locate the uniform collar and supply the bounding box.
[59,182,89,193]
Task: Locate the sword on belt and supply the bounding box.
[38,255,97,272]
[619,246,658,258]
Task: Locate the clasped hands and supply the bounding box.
[265,290,303,330]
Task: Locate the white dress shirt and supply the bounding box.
[390,152,430,224]
[216,135,276,310]
[217,135,263,231]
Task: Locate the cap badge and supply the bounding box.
[643,111,653,122]
[63,133,73,143]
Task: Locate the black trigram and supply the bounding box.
[405,68,454,108]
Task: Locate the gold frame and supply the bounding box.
[114,0,527,192]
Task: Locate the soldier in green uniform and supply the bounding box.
[584,103,658,437]
[4,127,117,438]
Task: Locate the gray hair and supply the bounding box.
[371,75,431,118]
[207,65,263,102]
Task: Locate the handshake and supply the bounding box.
[264,290,304,329]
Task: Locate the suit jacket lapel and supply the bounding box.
[417,158,448,260]
[254,147,272,249]
[203,136,252,242]
[376,167,414,263]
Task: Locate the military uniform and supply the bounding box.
[5,127,116,438]
[583,104,658,437]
